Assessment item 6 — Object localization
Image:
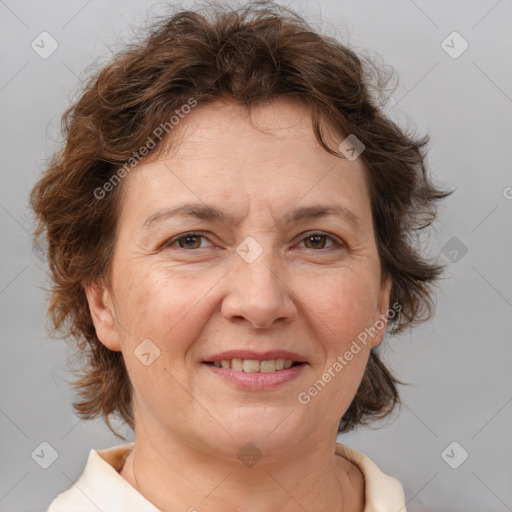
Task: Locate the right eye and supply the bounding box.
[162,232,214,250]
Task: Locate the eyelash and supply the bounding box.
[162,231,344,251]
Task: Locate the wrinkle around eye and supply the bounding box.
[158,231,348,256]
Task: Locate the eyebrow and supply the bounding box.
[143,203,365,233]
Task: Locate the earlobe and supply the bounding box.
[83,280,122,351]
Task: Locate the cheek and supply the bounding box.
[306,266,380,346]
[113,263,218,361]
[304,272,375,410]
[113,267,207,408]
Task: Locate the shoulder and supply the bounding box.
[335,442,407,511]
[47,444,158,512]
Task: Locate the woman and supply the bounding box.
[31,2,449,510]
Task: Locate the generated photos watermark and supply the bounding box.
[297,301,402,405]
[93,97,198,200]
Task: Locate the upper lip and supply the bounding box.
[203,350,307,363]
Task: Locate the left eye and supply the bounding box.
[298,233,337,250]
[163,232,340,250]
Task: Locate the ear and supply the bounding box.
[370,275,393,349]
[83,280,122,351]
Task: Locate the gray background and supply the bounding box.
[1,0,511,510]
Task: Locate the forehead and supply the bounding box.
[118,98,372,230]
[157,97,341,163]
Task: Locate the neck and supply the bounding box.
[119,420,364,511]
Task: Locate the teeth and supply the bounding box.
[212,358,297,372]
[260,359,275,373]
[231,358,243,371]
[243,359,260,372]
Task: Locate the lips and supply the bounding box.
[203,356,307,390]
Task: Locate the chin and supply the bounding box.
[206,414,304,454]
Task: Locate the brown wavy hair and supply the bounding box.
[29,0,450,436]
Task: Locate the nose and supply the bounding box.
[221,249,297,329]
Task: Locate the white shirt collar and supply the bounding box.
[48,442,406,511]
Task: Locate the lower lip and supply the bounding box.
[202,363,307,390]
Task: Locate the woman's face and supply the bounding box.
[88,98,391,458]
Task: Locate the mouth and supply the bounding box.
[202,358,307,390]
[202,358,305,373]
[202,350,308,373]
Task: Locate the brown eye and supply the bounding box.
[299,232,339,250]
[164,232,211,250]
[177,235,203,249]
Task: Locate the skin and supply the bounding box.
[85,97,392,511]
